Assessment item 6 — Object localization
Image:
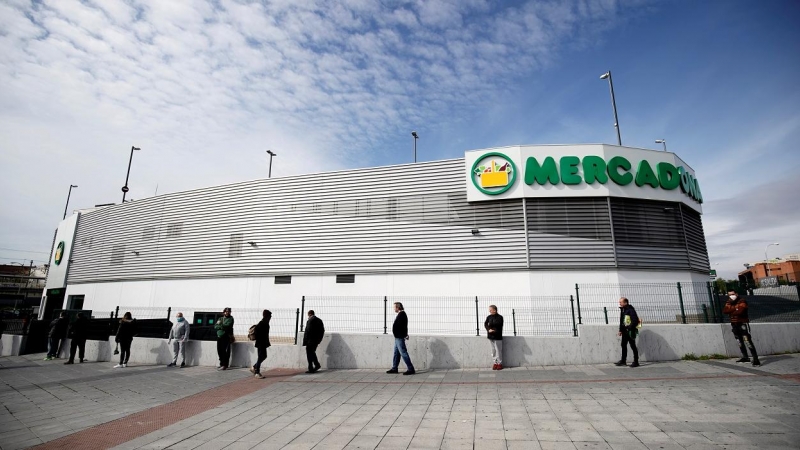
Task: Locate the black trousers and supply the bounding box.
[68,338,86,362]
[306,344,320,370]
[253,347,267,374]
[621,330,639,363]
[119,340,132,364]
[217,337,231,367]
[732,323,758,359]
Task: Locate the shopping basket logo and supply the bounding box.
[471,152,517,195]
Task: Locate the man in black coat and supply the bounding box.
[615,297,640,368]
[387,302,415,375]
[302,310,324,373]
[65,312,89,364]
[251,310,272,378]
[45,312,69,360]
[484,305,504,370]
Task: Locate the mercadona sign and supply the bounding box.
[465,145,703,210]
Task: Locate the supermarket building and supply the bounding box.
[41,144,709,320]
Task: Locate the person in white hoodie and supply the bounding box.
[167,312,190,368]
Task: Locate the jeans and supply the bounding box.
[217,337,231,367]
[171,340,186,364]
[490,339,503,364]
[621,330,638,363]
[253,347,267,374]
[47,337,62,357]
[392,337,414,371]
[306,344,320,371]
[732,323,758,360]
[68,338,86,362]
[119,340,132,365]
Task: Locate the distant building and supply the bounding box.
[0,264,46,310]
[739,255,800,287]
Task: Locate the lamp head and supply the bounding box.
[132,146,140,151]
[266,150,276,156]
[655,139,665,144]
[411,131,418,138]
[599,72,610,80]
[71,184,78,188]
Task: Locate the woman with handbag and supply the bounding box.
[114,312,136,368]
[214,307,235,370]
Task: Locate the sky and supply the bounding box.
[1,0,798,280]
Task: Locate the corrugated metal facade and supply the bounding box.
[68,158,709,284]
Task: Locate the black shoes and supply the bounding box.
[180,362,185,368]
[64,361,74,365]
[386,369,399,374]
[752,359,761,366]
[167,362,176,367]
[736,357,751,363]
[403,370,415,376]
[614,360,626,367]
[630,361,640,368]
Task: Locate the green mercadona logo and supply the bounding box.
[471,152,518,195]
[54,241,65,266]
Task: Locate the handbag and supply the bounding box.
[113,343,119,355]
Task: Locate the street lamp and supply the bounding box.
[765,242,779,277]
[655,139,667,152]
[599,71,622,146]
[121,146,141,203]
[411,131,419,163]
[266,150,277,178]
[63,185,78,219]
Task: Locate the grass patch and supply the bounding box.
[682,353,728,361]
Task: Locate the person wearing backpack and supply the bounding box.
[615,297,640,368]
[302,310,324,373]
[45,311,69,360]
[167,312,189,368]
[65,312,89,364]
[249,310,271,379]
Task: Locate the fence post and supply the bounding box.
[294,308,300,345]
[574,283,582,325]
[570,295,578,337]
[603,307,608,325]
[701,304,709,323]
[706,282,717,323]
[300,296,305,332]
[383,296,388,335]
[114,306,119,319]
[475,296,480,337]
[512,309,517,336]
[677,282,687,324]
[109,311,113,319]
[795,283,800,302]
[166,307,171,320]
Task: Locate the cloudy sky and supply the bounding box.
[1,0,798,279]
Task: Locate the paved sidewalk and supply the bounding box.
[2,354,800,450]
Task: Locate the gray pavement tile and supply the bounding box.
[539,442,578,450]
[439,439,474,450]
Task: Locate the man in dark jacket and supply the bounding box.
[484,305,504,370]
[214,307,234,370]
[45,312,69,360]
[723,290,760,366]
[251,310,272,378]
[615,297,640,368]
[302,310,324,373]
[65,312,89,364]
[387,302,415,375]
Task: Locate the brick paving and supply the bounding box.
[2,353,800,449]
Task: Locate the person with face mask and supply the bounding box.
[167,312,190,368]
[722,290,760,366]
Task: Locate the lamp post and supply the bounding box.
[266,150,276,178]
[411,131,419,163]
[599,71,622,146]
[655,139,667,152]
[121,146,140,203]
[63,185,78,219]
[765,242,779,277]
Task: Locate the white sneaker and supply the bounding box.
[114,364,123,368]
[122,363,127,368]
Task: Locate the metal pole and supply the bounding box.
[294,308,300,345]
[677,282,686,324]
[300,296,305,332]
[512,309,517,336]
[601,71,622,146]
[702,304,709,323]
[121,146,139,203]
[115,306,119,319]
[383,296,388,335]
[166,307,171,320]
[475,296,480,336]
[411,131,418,163]
[267,150,276,178]
[603,307,608,325]
[63,185,77,219]
[570,295,577,337]
[574,283,582,325]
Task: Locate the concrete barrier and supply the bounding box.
[8,322,800,369]
[1,334,26,357]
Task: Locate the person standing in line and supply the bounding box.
[250,310,272,379]
[484,305,504,370]
[215,307,234,370]
[302,310,324,374]
[114,312,136,368]
[723,290,760,366]
[387,302,415,375]
[64,312,89,364]
[615,297,640,368]
[45,311,69,360]
[167,312,190,368]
